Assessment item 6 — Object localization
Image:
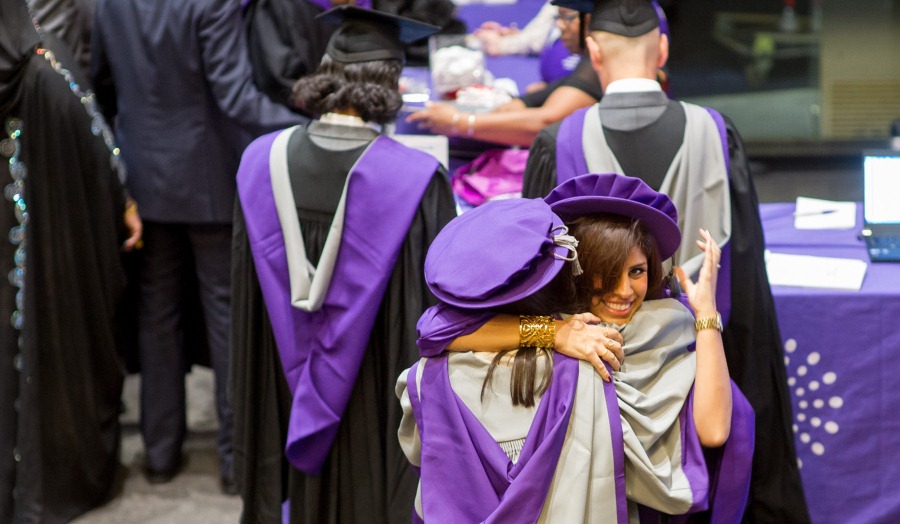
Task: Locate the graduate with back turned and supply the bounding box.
[522,0,809,521]
[230,6,456,523]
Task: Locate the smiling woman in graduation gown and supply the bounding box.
[230,7,456,523]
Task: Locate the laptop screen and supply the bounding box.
[864,152,900,225]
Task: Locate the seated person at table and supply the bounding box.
[398,173,753,522]
[406,1,601,146]
[473,0,559,56]
[230,6,456,522]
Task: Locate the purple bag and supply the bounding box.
[451,149,529,207]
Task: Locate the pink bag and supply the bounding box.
[451,149,528,207]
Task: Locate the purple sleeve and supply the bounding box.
[416,304,496,357]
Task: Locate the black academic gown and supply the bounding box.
[0,29,127,524]
[244,0,335,109]
[230,123,456,523]
[523,102,811,524]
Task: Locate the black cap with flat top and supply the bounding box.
[317,6,440,64]
[550,0,659,36]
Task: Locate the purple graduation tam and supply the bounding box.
[318,6,439,64]
[544,173,681,260]
[425,199,577,309]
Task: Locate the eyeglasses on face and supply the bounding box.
[554,11,580,25]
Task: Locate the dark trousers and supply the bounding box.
[137,221,234,478]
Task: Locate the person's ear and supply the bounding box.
[657,32,669,69]
[586,34,602,72]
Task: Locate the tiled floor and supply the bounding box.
[72,369,242,524]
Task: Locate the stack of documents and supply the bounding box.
[793,197,856,230]
[765,251,867,291]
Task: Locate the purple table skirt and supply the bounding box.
[762,202,900,524]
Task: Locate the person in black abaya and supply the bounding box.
[0,0,139,521]
[230,7,456,523]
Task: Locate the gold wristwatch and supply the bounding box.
[695,312,723,332]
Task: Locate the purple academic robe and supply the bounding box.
[237,129,438,474]
[412,306,754,523]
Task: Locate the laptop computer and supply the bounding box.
[861,150,900,262]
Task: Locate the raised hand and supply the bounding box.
[674,228,721,319]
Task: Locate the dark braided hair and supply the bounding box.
[291,56,403,125]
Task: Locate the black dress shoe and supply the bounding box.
[220,476,239,496]
[145,466,178,484]
[144,457,184,485]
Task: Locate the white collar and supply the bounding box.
[319,112,383,133]
[604,78,662,95]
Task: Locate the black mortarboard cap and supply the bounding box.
[317,6,440,64]
[551,0,659,36]
[549,0,595,14]
[590,0,659,35]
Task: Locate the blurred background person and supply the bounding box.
[27,0,96,75]
[407,1,600,146]
[1,0,140,520]
[91,0,304,494]
[243,0,368,109]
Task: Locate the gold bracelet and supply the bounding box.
[519,315,555,350]
[694,312,723,332]
[124,199,138,218]
[467,113,476,138]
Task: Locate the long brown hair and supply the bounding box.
[566,213,665,310]
[481,263,577,408]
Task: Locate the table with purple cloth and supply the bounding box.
[761,202,900,524]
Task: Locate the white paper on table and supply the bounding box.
[390,134,449,170]
[793,197,856,230]
[765,250,867,290]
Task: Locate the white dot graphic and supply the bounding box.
[785,339,841,468]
